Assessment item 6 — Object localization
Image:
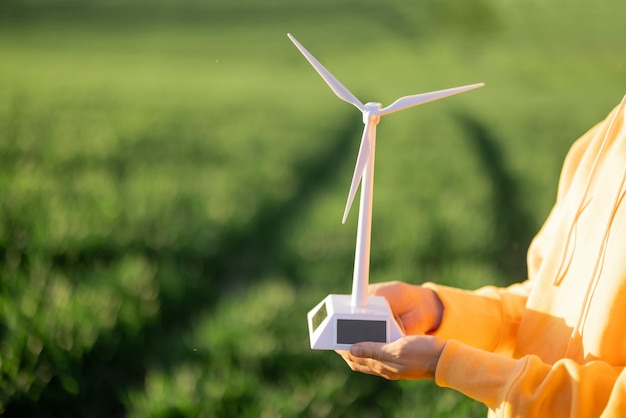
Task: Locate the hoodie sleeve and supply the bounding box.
[434,340,623,417]
[422,282,530,356]
[422,281,625,417]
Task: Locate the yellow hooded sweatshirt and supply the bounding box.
[425,95,626,417]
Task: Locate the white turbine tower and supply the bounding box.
[288,33,484,350]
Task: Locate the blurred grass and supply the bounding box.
[0,0,625,416]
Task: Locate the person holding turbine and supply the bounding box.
[339,95,626,417]
[288,32,626,416]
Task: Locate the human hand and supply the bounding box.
[368,281,444,335]
[338,335,446,380]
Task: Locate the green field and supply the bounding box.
[1,0,625,416]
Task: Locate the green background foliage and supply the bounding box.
[0,0,624,416]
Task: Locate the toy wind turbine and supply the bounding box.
[288,33,484,350]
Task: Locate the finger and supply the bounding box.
[337,350,377,374]
[349,356,401,380]
[342,344,405,380]
[353,339,408,369]
[399,310,430,334]
[350,342,389,361]
[346,360,379,376]
[368,281,403,299]
[345,355,399,380]
[369,282,414,314]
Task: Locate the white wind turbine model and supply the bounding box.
[288,33,484,350]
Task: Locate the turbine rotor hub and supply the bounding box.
[363,102,382,124]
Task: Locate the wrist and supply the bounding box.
[427,338,446,379]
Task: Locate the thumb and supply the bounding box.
[350,342,386,360]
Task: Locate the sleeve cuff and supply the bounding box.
[435,339,525,410]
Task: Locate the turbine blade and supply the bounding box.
[342,122,372,224]
[288,33,365,111]
[379,83,484,116]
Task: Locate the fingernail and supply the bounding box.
[350,345,362,356]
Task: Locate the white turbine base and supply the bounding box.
[307,294,404,350]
